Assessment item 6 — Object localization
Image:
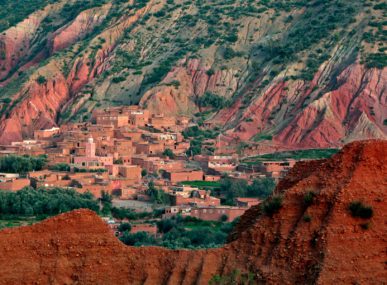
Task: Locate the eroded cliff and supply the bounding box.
[0,0,385,147]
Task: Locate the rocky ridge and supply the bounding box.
[0,0,386,147]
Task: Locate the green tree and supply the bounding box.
[163,148,174,159]
[200,92,226,109]
[118,223,132,232]
[0,187,99,216]
[50,163,70,172]
[247,178,276,199]
[36,75,47,85]
[99,190,112,214]
[0,154,48,174]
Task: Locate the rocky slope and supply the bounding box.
[0,0,386,147]
[0,139,386,284]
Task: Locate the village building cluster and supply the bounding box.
[0,106,297,229]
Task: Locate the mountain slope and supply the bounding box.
[0,139,386,284]
[0,0,386,146]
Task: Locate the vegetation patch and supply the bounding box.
[360,222,370,230]
[119,215,239,249]
[0,187,99,216]
[178,181,221,188]
[303,214,312,222]
[0,154,47,174]
[243,148,339,164]
[303,190,317,207]
[262,195,283,217]
[212,177,276,205]
[210,269,256,285]
[348,201,373,219]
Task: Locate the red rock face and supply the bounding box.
[0,16,42,80]
[217,63,387,148]
[0,4,149,144]
[0,140,385,284]
[0,0,385,148]
[48,8,108,55]
[140,59,238,116]
[0,73,69,144]
[274,64,387,147]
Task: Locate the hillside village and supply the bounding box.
[0,106,299,236]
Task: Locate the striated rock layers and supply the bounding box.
[215,63,387,148]
[0,140,386,284]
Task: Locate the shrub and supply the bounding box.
[220,214,228,222]
[365,52,387,69]
[200,91,226,109]
[112,76,126,83]
[206,69,215,76]
[163,148,174,159]
[36,75,47,85]
[141,169,147,177]
[348,202,373,219]
[118,223,132,232]
[263,196,283,217]
[50,163,71,172]
[360,222,370,230]
[303,215,312,222]
[303,191,317,207]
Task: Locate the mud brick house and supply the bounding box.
[34,127,61,139]
[76,181,113,198]
[87,124,115,133]
[163,169,204,183]
[234,197,262,207]
[176,117,190,126]
[119,155,132,165]
[256,160,296,178]
[135,142,165,155]
[158,160,185,172]
[46,154,71,166]
[163,206,192,218]
[172,194,221,207]
[148,114,175,129]
[130,224,158,235]
[4,140,47,156]
[120,187,140,199]
[194,155,236,171]
[118,165,142,181]
[96,114,129,127]
[208,161,237,173]
[169,188,220,206]
[113,140,136,155]
[190,206,247,222]
[60,123,86,132]
[131,156,160,172]
[128,110,150,127]
[204,175,221,182]
[0,177,30,191]
[172,141,190,154]
[28,170,52,180]
[36,179,72,188]
[114,128,143,141]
